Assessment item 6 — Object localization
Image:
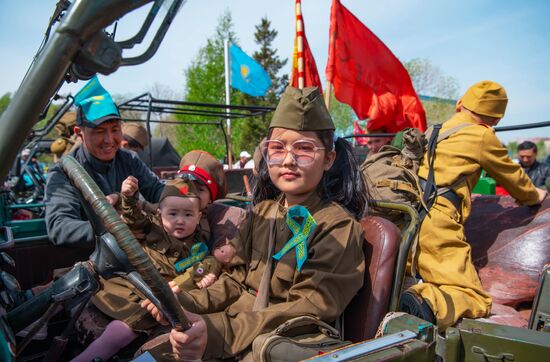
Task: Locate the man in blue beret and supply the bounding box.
[45,76,164,247]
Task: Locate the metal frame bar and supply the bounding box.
[117,92,274,164]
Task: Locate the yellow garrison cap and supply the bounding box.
[461,80,508,118]
[160,179,200,202]
[50,138,68,154]
[122,122,149,149]
[270,86,334,131]
[55,111,77,137]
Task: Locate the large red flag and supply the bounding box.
[291,0,322,93]
[325,0,426,132]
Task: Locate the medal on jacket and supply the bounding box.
[273,205,316,272]
[174,242,208,273]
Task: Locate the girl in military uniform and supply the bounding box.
[142,86,369,360]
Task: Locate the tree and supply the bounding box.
[237,17,288,154]
[0,93,11,117]
[403,58,460,125]
[174,10,240,160]
[327,90,354,136]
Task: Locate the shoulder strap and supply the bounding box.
[421,124,441,207]
[252,207,278,311]
[422,123,478,206]
[436,123,473,143]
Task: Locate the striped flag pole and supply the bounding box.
[295,0,304,89]
[224,38,233,169]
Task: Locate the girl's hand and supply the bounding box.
[196,273,217,289]
[169,313,207,361]
[121,176,139,197]
[140,301,208,360]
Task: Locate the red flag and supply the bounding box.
[326,0,426,132]
[291,0,322,93]
[353,120,368,146]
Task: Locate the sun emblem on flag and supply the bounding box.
[240,64,250,82]
[90,95,105,104]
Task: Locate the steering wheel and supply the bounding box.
[60,155,191,331]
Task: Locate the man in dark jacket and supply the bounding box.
[45,77,164,247]
[518,141,550,191]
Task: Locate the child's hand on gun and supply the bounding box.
[121,176,139,197]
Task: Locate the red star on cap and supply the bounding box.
[179,185,189,195]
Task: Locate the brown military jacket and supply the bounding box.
[418,112,540,220]
[176,192,365,360]
[91,194,203,331]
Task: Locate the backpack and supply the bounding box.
[360,128,426,225]
[360,124,473,225]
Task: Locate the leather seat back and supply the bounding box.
[344,215,401,342]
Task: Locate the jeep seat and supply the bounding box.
[344,215,401,342]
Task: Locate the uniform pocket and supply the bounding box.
[273,258,296,283]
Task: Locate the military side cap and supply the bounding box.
[461,80,508,118]
[270,86,334,131]
[179,150,227,200]
[50,138,68,154]
[160,179,200,202]
[54,111,77,136]
[122,122,149,149]
[74,75,120,127]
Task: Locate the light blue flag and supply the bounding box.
[230,44,272,97]
[74,75,120,125]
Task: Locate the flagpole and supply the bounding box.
[296,0,304,89]
[224,38,233,169]
[325,81,332,111]
[325,0,336,110]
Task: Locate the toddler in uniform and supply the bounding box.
[73,177,226,361]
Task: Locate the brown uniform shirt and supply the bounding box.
[418,112,539,220]
[91,194,204,331]
[176,192,365,359]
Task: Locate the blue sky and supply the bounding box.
[1,0,549,142]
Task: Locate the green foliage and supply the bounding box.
[327,90,354,136]
[507,141,518,158]
[536,140,548,161]
[174,10,239,161]
[237,17,288,154]
[0,93,11,116]
[33,102,61,132]
[403,58,459,125]
[176,13,289,160]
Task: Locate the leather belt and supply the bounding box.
[419,178,462,212]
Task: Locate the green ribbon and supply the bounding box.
[273,205,316,272]
[174,242,208,273]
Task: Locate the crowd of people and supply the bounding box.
[16,77,546,360]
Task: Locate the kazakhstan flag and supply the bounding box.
[230,44,272,97]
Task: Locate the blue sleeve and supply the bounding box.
[44,166,95,247]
